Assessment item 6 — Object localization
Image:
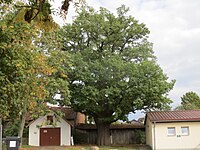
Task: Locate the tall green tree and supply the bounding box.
[176,91,200,110]
[0,5,70,139]
[59,6,175,145]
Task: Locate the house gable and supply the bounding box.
[28,114,71,146]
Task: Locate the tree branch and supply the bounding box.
[14,4,38,10]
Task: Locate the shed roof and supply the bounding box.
[146,110,200,123]
[26,107,77,121]
[49,107,77,120]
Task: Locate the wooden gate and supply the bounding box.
[40,128,61,146]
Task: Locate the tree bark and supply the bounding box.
[0,118,2,150]
[95,118,111,146]
[18,105,27,147]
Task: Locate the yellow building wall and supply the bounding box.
[146,121,200,150]
[145,118,153,148]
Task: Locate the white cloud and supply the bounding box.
[122,0,200,107]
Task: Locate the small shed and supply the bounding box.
[28,114,71,146]
[145,110,200,150]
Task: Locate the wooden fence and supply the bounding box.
[73,123,145,145]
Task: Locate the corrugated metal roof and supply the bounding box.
[146,110,200,123]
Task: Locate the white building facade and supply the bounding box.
[145,110,200,150]
[29,115,71,146]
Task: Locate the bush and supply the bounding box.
[135,130,145,144]
[3,120,29,138]
[73,129,88,144]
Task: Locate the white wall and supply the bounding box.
[29,117,43,146]
[29,116,71,146]
[57,118,71,146]
[147,121,200,150]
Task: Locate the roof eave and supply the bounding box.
[150,119,200,123]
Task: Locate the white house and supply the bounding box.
[145,110,200,150]
[28,114,71,146]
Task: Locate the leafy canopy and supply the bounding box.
[176,91,200,110]
[59,5,175,123]
[0,0,85,24]
[0,7,70,120]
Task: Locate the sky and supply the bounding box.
[54,0,200,119]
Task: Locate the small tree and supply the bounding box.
[0,6,70,140]
[59,6,175,145]
[176,91,200,110]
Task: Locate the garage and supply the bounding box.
[29,115,71,146]
[40,128,61,146]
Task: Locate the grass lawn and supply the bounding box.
[18,145,151,150]
[2,143,151,150]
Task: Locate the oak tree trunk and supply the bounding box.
[95,118,111,146]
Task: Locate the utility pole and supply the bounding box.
[0,118,2,150]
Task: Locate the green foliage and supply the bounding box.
[0,6,70,121]
[176,91,200,110]
[0,0,71,144]
[59,5,175,123]
[135,130,145,144]
[0,0,11,4]
[3,119,28,137]
[73,129,88,144]
[0,0,85,24]
[0,21,35,118]
[3,121,19,137]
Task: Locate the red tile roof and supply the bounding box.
[50,107,77,120]
[146,110,200,123]
[76,123,144,130]
[25,107,77,121]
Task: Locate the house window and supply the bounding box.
[47,115,53,125]
[167,127,176,136]
[181,127,189,136]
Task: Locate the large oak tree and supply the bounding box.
[59,6,175,145]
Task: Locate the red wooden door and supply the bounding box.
[40,128,60,146]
